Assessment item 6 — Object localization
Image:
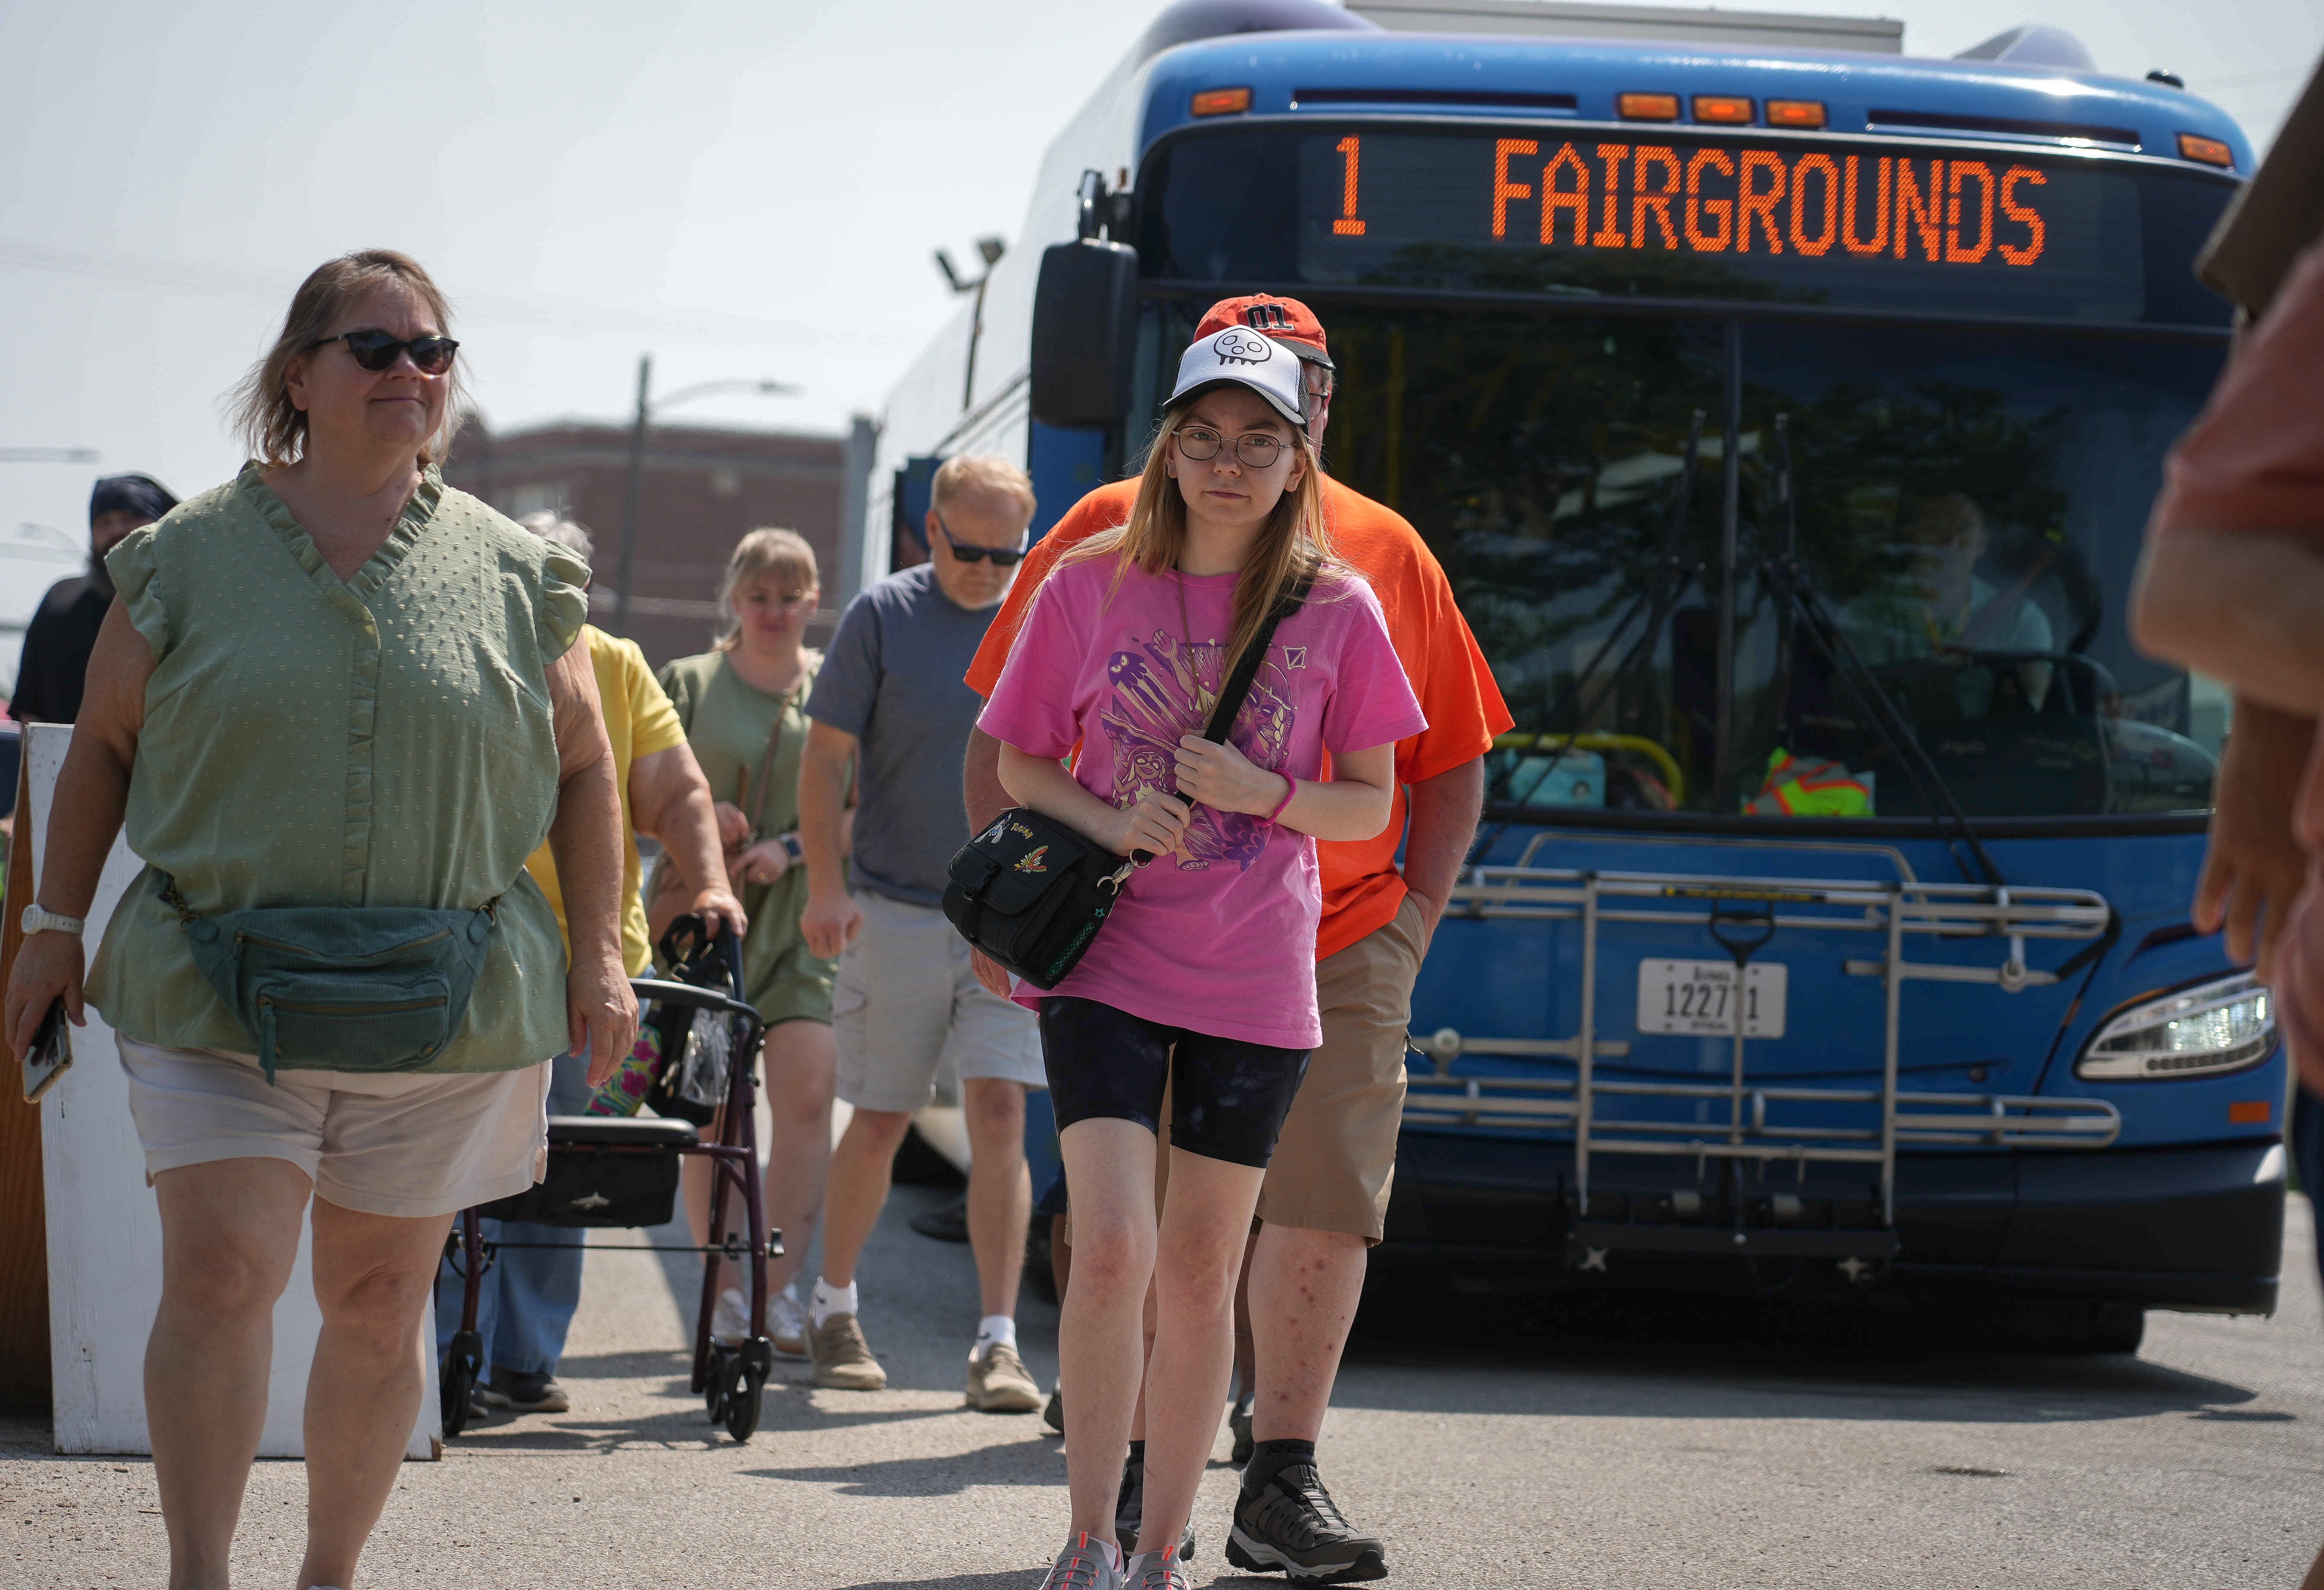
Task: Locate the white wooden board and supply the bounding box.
[32,723,439,1458]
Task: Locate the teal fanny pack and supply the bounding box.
[164,877,498,1082]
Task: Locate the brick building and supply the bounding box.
[444,420,847,668]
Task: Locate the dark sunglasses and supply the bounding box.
[932,514,1028,566]
[304,330,460,375]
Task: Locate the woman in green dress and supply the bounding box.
[3,250,632,1588]
[657,527,849,1358]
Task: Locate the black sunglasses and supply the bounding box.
[932,513,1028,566]
[304,330,460,375]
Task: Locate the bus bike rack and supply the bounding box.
[1405,853,2120,1275]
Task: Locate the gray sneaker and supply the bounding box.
[1123,1546,1190,1590]
[809,1312,887,1390]
[1039,1533,1126,1590]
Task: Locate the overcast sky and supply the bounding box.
[2,0,2317,545]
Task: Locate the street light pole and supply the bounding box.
[613,353,653,639]
[607,364,801,639]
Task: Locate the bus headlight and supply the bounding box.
[2075,972,2275,1081]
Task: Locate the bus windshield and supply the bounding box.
[1135,126,2236,822]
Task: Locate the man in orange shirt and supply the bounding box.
[964,294,1511,1584]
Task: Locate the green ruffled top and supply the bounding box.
[85,462,590,1073]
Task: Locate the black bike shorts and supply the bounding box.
[1037,997,1311,1170]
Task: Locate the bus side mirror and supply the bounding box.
[1031,239,1137,430]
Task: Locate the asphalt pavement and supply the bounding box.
[7,1184,2321,1589]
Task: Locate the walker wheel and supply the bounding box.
[441,1329,483,1439]
[704,1344,741,1424]
[724,1338,773,1444]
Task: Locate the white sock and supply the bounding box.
[973,1314,1017,1360]
[810,1278,856,1328]
[780,1279,801,1305]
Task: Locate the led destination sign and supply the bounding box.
[1139,124,2236,324]
[1299,130,2127,315]
[1462,139,2049,265]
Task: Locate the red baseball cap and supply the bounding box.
[1194,294,1333,369]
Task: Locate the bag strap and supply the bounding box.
[1198,575,1312,744]
[743,653,816,839]
[1124,577,1313,869]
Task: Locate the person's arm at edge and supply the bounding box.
[1401,757,1484,953]
[5,599,148,1054]
[798,720,861,959]
[545,636,638,1085]
[628,741,748,939]
[2197,697,2314,984]
[2133,531,2324,715]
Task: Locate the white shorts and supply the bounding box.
[117,1037,551,1220]
[833,890,1045,1114]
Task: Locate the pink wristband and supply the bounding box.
[1261,773,1297,825]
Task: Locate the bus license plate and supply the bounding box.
[1636,960,1788,1038]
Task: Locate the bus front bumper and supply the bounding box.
[1376,1134,2286,1314]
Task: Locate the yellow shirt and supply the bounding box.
[524,626,687,976]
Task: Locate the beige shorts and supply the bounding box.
[1256,892,1425,1243]
[1150,893,1425,1244]
[833,890,1045,1114]
[117,1037,552,1220]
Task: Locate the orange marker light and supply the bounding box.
[1767,99,1827,129]
[1693,95,1755,125]
[1191,86,1253,117]
[2177,132,2235,169]
[1619,92,1681,122]
[2228,1100,2272,1125]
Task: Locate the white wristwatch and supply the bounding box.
[20,904,85,937]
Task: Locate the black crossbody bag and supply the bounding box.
[944,581,1308,990]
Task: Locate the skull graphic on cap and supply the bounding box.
[1211,329,1273,366]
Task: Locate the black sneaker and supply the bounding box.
[483,1368,570,1413]
[1226,1458,1386,1584]
[1114,1450,1197,1561]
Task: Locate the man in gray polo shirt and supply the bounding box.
[796,454,1046,1409]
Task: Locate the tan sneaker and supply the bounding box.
[809,1312,887,1390]
[966,1340,1042,1412]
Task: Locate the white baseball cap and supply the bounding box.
[1167,327,1307,428]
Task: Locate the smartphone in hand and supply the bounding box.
[22,998,70,1103]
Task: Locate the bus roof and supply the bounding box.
[1134,29,2254,172]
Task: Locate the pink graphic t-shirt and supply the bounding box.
[978,553,1427,1049]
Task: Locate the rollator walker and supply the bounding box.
[437,918,782,1443]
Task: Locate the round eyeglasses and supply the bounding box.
[1174,425,1291,470]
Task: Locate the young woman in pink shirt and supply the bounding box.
[981,330,1424,1590]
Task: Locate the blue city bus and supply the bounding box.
[876,0,2284,1347]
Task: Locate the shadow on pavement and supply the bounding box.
[825,1574,1047,1590]
[742,1435,1060,1496]
[1332,1289,2264,1422]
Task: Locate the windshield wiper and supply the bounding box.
[1473,413,1706,858]
[1756,414,2006,888]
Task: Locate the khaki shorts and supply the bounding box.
[1152,893,1425,1244]
[118,1037,552,1220]
[833,890,1045,1114]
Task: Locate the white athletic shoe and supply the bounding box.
[770,1284,809,1358]
[710,1285,749,1344]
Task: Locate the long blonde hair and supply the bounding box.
[1067,394,1338,685]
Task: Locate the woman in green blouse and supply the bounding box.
[3,251,634,1590]
[657,527,848,1358]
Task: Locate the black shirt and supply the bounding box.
[13,575,111,724]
